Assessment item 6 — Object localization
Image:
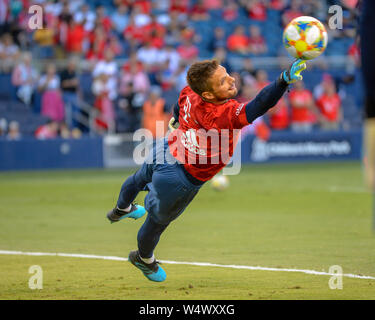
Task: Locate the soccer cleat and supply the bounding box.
[128,250,166,282]
[106,204,146,223]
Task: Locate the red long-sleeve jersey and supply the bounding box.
[168,86,249,181]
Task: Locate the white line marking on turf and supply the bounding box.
[1,250,374,280]
[328,186,370,194]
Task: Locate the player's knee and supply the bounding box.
[133,170,149,190]
[137,216,169,242]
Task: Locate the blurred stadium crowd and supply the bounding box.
[0,0,361,140]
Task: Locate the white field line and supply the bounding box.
[327,186,371,194]
[1,250,375,281]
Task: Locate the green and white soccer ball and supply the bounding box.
[283,16,328,60]
[211,174,229,191]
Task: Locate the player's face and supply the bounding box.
[208,66,237,102]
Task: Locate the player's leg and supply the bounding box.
[137,215,169,259]
[117,166,151,209]
[107,163,152,223]
[128,163,202,282]
[137,169,200,256]
[127,215,169,282]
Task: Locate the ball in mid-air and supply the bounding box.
[211,174,229,191]
[283,16,328,60]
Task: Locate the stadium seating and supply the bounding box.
[0,4,363,137]
[0,67,364,137]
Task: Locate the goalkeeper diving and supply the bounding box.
[106,59,307,282]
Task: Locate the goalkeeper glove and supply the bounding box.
[168,117,179,131]
[281,59,307,84]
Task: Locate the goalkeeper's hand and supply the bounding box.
[168,117,179,131]
[281,59,307,84]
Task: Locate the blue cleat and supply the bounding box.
[128,250,166,282]
[106,204,146,223]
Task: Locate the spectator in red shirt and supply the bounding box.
[190,0,209,21]
[316,80,342,130]
[86,26,107,61]
[95,5,112,33]
[248,25,267,55]
[177,37,199,62]
[143,15,166,37]
[253,70,287,132]
[348,37,360,67]
[239,84,271,141]
[227,26,249,54]
[203,0,223,10]
[244,0,267,21]
[133,0,152,15]
[223,0,239,21]
[268,97,290,130]
[170,0,189,15]
[124,14,145,49]
[269,0,287,10]
[142,15,166,46]
[282,0,303,26]
[149,29,165,49]
[289,80,319,132]
[65,20,85,54]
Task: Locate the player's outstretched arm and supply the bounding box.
[245,59,307,123]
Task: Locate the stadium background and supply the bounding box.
[0,0,363,170]
[1,0,374,301]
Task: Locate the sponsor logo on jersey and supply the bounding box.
[181,129,207,156]
[235,103,244,116]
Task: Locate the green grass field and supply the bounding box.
[1,162,375,300]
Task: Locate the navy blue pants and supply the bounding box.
[117,139,203,258]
